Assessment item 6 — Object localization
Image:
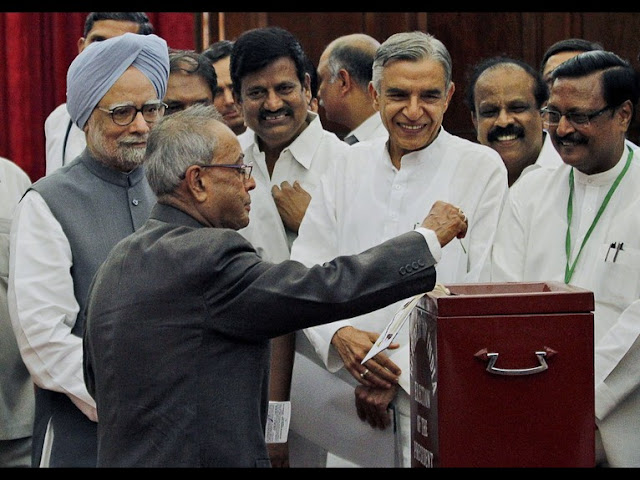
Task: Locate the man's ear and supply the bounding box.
[303,72,312,104]
[618,99,634,131]
[471,111,479,131]
[338,69,351,95]
[183,166,209,202]
[369,81,379,111]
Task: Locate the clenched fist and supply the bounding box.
[420,200,468,247]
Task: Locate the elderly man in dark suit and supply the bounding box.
[82,104,467,468]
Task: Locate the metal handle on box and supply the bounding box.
[474,346,557,376]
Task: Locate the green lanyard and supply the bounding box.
[565,146,633,284]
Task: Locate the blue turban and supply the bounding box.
[66,33,169,130]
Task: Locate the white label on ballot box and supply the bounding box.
[361,293,426,364]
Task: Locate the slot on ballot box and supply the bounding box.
[410,281,595,468]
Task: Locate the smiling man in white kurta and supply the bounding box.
[290,31,508,467]
[491,50,640,467]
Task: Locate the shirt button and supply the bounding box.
[132,199,139,206]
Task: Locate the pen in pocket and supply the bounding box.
[613,242,624,262]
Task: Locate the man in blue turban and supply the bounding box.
[7,32,169,467]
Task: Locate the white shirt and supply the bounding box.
[237,127,254,151]
[44,104,86,176]
[517,130,564,184]
[239,111,349,262]
[8,191,96,416]
[347,112,387,143]
[0,157,31,220]
[491,147,640,466]
[537,130,564,168]
[290,128,508,391]
[0,157,33,441]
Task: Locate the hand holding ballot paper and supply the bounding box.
[329,201,467,391]
[362,284,451,365]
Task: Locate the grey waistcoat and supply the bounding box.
[31,150,155,331]
[27,149,155,467]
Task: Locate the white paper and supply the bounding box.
[361,293,425,364]
[265,401,291,443]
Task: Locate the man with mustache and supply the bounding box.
[465,56,562,187]
[491,50,640,467]
[8,33,169,467]
[229,26,350,467]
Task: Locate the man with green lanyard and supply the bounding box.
[491,50,640,467]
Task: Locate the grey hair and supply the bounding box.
[372,31,452,94]
[326,34,379,89]
[145,104,223,197]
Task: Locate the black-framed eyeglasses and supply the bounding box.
[186,163,253,180]
[96,102,168,126]
[540,105,614,128]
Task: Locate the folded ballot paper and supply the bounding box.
[265,401,291,443]
[361,285,451,365]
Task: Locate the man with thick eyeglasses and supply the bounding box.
[8,33,169,467]
[492,50,640,467]
[540,104,615,128]
[82,104,468,467]
[44,12,155,175]
[538,38,640,155]
[96,101,167,125]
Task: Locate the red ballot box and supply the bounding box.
[410,281,595,468]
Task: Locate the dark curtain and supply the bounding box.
[0,12,196,182]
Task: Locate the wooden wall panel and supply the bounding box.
[202,11,640,143]
[425,12,531,140]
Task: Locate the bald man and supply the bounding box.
[8,33,169,467]
[317,33,386,144]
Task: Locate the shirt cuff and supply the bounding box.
[414,226,442,263]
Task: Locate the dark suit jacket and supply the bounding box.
[83,202,438,467]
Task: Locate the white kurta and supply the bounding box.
[491,147,640,467]
[346,112,388,143]
[238,111,349,262]
[44,104,86,176]
[514,131,563,185]
[0,157,33,442]
[8,192,96,416]
[237,127,255,151]
[537,130,564,168]
[290,128,508,466]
